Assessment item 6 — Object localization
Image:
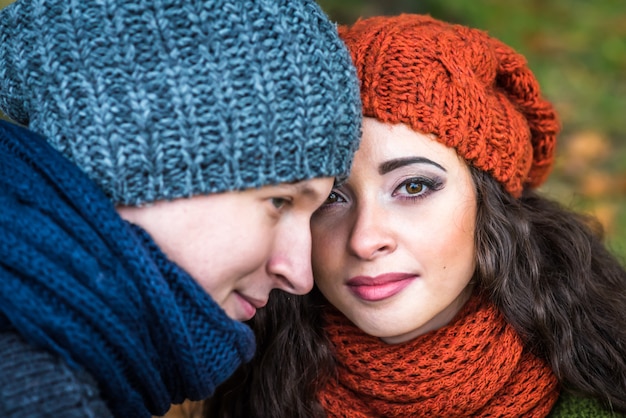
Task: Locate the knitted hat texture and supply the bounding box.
[0,0,362,205]
[339,14,559,196]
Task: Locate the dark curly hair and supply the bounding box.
[206,168,626,417]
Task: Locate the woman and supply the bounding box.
[208,14,626,417]
[0,0,361,416]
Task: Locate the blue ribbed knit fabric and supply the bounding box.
[0,120,255,417]
[0,0,362,205]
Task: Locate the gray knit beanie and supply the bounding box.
[0,0,361,205]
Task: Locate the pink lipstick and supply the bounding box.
[346,273,416,302]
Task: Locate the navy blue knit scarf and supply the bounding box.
[0,120,255,417]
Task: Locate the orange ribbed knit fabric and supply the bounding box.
[318,295,560,417]
[339,14,560,197]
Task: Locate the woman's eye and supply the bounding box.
[405,181,424,195]
[394,176,442,199]
[324,191,344,205]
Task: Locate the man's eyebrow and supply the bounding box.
[379,157,446,175]
[288,182,326,200]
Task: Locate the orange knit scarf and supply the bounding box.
[318,295,560,417]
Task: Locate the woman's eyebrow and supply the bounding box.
[379,157,447,175]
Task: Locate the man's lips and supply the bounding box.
[239,293,267,309]
[346,273,417,302]
[235,292,268,321]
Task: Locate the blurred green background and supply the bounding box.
[1,0,624,261]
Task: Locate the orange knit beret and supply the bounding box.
[339,14,560,197]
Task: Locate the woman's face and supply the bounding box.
[312,118,477,344]
[117,177,333,322]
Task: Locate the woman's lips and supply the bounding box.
[346,273,417,302]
